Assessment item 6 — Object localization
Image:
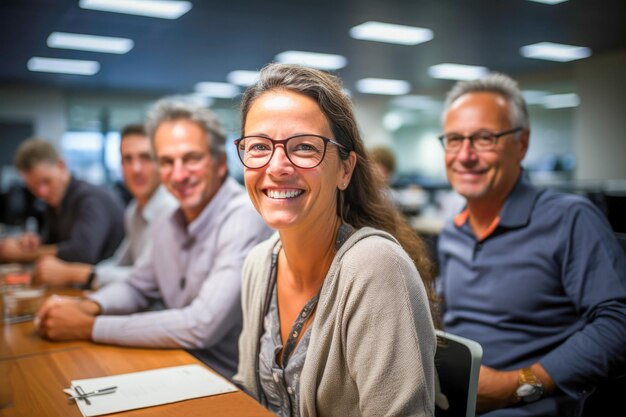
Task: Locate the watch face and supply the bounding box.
[516,383,544,403]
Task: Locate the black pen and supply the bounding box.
[69,386,118,402]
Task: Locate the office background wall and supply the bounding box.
[0,51,624,187]
[575,50,626,182]
[0,86,66,147]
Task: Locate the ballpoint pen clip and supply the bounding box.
[74,385,91,405]
[68,385,118,404]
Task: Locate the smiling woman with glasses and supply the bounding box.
[232,63,438,417]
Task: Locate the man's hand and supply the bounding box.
[18,232,41,251]
[476,365,520,414]
[34,255,90,286]
[0,237,26,261]
[35,295,100,340]
[0,234,55,263]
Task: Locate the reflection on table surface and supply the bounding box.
[1,317,86,359]
[1,290,272,417]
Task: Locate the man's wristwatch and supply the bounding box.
[515,367,544,403]
[83,269,97,290]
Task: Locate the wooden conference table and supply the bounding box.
[0,291,272,417]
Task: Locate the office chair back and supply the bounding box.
[604,193,626,233]
[435,330,483,417]
[615,232,626,255]
[582,231,626,416]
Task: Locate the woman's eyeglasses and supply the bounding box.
[234,134,348,169]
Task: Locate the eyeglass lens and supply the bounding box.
[444,131,498,152]
[158,152,206,173]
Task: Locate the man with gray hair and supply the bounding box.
[436,73,626,416]
[36,98,272,378]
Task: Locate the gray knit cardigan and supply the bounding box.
[234,227,436,417]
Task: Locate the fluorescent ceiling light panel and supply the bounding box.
[27,57,100,75]
[383,112,404,131]
[355,78,411,95]
[391,95,440,110]
[195,82,240,98]
[184,93,215,108]
[349,21,433,45]
[522,90,549,105]
[541,93,580,109]
[275,51,347,70]
[383,111,418,131]
[520,42,591,62]
[527,0,569,4]
[428,63,488,80]
[227,70,260,87]
[79,0,192,19]
[47,32,133,54]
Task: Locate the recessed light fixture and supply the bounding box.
[520,42,591,62]
[184,93,215,108]
[527,0,569,5]
[349,21,434,46]
[227,70,260,87]
[27,57,100,75]
[194,82,240,99]
[428,63,488,80]
[47,32,134,54]
[522,90,549,105]
[541,93,580,109]
[275,51,347,70]
[383,112,404,131]
[391,95,440,111]
[79,0,192,19]
[355,78,411,95]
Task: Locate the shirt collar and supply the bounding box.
[453,209,500,241]
[57,175,76,212]
[171,176,237,239]
[452,172,542,235]
[141,185,171,222]
[497,173,542,228]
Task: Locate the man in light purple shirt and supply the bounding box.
[36,98,272,378]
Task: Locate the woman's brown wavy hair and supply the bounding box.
[240,63,440,327]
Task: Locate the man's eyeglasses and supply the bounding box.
[438,127,523,153]
[158,152,208,174]
[234,134,348,169]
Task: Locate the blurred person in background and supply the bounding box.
[0,138,125,265]
[35,98,272,379]
[33,124,177,289]
[368,145,402,208]
[369,145,396,185]
[437,73,626,417]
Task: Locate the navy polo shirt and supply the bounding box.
[438,175,626,417]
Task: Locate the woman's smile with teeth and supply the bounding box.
[266,189,303,199]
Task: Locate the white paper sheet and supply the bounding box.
[65,364,237,417]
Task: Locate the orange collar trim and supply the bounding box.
[454,209,501,241]
[454,209,469,227]
[479,215,501,241]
